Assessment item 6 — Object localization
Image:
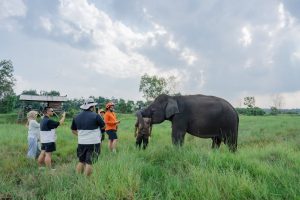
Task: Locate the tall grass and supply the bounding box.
[0,114,299,199]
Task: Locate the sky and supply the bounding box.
[1,0,300,108]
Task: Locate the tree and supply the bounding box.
[22,90,39,95]
[0,60,16,113]
[126,100,135,113]
[40,90,60,96]
[244,96,255,108]
[139,73,169,102]
[0,60,15,99]
[135,100,145,110]
[0,95,17,113]
[272,94,284,110]
[116,98,127,113]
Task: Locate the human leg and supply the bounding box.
[38,150,46,166]
[44,142,56,168]
[45,152,52,168]
[84,144,100,176]
[27,137,38,159]
[84,164,93,176]
[76,162,85,174]
[112,139,118,152]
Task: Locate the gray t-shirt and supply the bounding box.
[28,120,40,140]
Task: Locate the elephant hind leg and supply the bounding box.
[227,131,238,152]
[211,137,222,149]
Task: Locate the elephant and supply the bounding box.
[136,94,239,152]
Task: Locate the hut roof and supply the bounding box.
[19,95,68,102]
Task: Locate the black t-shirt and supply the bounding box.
[40,116,60,131]
[71,110,105,132]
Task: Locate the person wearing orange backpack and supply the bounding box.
[104,102,120,153]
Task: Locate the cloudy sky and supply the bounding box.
[1,0,300,108]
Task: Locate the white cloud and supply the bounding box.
[166,37,179,50]
[277,3,294,29]
[180,48,198,65]
[0,0,27,20]
[55,0,198,79]
[40,17,53,32]
[14,75,31,94]
[291,51,300,64]
[239,26,252,47]
[244,58,253,69]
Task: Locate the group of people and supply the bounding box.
[26,98,151,176]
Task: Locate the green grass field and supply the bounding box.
[0,114,299,199]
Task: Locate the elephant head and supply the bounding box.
[136,94,180,128]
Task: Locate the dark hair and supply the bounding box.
[43,106,51,114]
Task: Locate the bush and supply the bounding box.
[236,107,265,116]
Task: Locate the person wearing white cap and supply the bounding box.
[71,98,105,176]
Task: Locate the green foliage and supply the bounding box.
[0,60,15,99]
[139,73,169,102]
[236,107,265,116]
[270,106,280,115]
[0,60,16,113]
[0,114,299,199]
[39,90,61,96]
[21,90,39,95]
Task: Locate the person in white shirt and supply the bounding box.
[26,111,40,159]
[38,107,65,169]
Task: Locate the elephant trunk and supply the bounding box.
[136,110,145,129]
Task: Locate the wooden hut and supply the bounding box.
[17,95,68,122]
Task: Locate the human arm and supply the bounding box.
[96,115,106,131]
[59,112,66,125]
[72,130,78,136]
[70,118,78,136]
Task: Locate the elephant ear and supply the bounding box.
[165,98,179,118]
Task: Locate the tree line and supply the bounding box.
[1,59,296,115]
[0,60,175,114]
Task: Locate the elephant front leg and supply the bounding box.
[171,124,186,146]
[170,115,187,146]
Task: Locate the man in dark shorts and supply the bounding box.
[38,107,66,169]
[71,98,105,176]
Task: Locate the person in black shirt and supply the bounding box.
[71,98,105,176]
[37,107,65,169]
